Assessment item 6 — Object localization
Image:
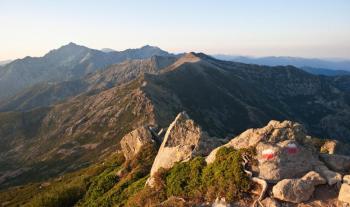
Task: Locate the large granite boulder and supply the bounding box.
[207,120,306,163]
[148,112,220,186]
[256,140,318,182]
[206,120,319,182]
[120,126,155,160]
[272,171,326,203]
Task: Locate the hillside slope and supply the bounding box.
[0,56,177,112]
[1,53,350,190]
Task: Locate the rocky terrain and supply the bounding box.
[1,45,350,206]
[1,112,349,206]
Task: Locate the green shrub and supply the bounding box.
[77,143,158,207]
[165,157,205,198]
[84,173,119,200]
[202,147,251,202]
[27,183,86,207]
[162,147,251,203]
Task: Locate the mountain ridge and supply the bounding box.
[0,43,171,100]
[1,49,350,198]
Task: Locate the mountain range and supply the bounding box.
[1,43,350,206]
[215,55,350,75]
[0,43,170,101]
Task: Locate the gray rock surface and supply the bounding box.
[256,140,318,182]
[120,126,155,160]
[206,120,319,182]
[148,112,220,186]
[272,171,325,203]
[314,163,342,186]
[320,153,350,172]
[207,120,309,163]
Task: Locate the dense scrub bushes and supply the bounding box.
[128,147,253,206]
[76,142,158,207]
[22,145,251,207]
[202,147,251,201]
[27,183,86,207]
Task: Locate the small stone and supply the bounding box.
[272,178,315,203]
[261,197,281,207]
[338,183,350,204]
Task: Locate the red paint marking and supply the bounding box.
[286,143,298,154]
[262,149,275,160]
[263,153,275,160]
[287,147,298,154]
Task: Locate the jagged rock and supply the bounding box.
[261,197,281,207]
[320,140,338,154]
[148,112,220,186]
[314,163,342,186]
[320,153,350,172]
[120,126,155,160]
[272,171,325,203]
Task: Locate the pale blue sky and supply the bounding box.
[1,0,349,60]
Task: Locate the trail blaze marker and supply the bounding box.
[286,143,298,154]
[262,149,275,160]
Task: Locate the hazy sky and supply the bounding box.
[1,0,350,60]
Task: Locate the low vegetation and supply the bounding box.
[1,145,252,206]
[129,147,253,206]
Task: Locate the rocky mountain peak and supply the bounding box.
[140,45,160,50]
[164,52,202,71]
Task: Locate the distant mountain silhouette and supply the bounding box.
[0,43,170,100]
[0,60,12,66]
[214,55,350,72]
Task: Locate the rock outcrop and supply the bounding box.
[206,120,319,182]
[338,175,350,204]
[202,120,350,205]
[147,112,220,186]
[120,126,156,160]
[272,171,326,203]
[314,163,342,186]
